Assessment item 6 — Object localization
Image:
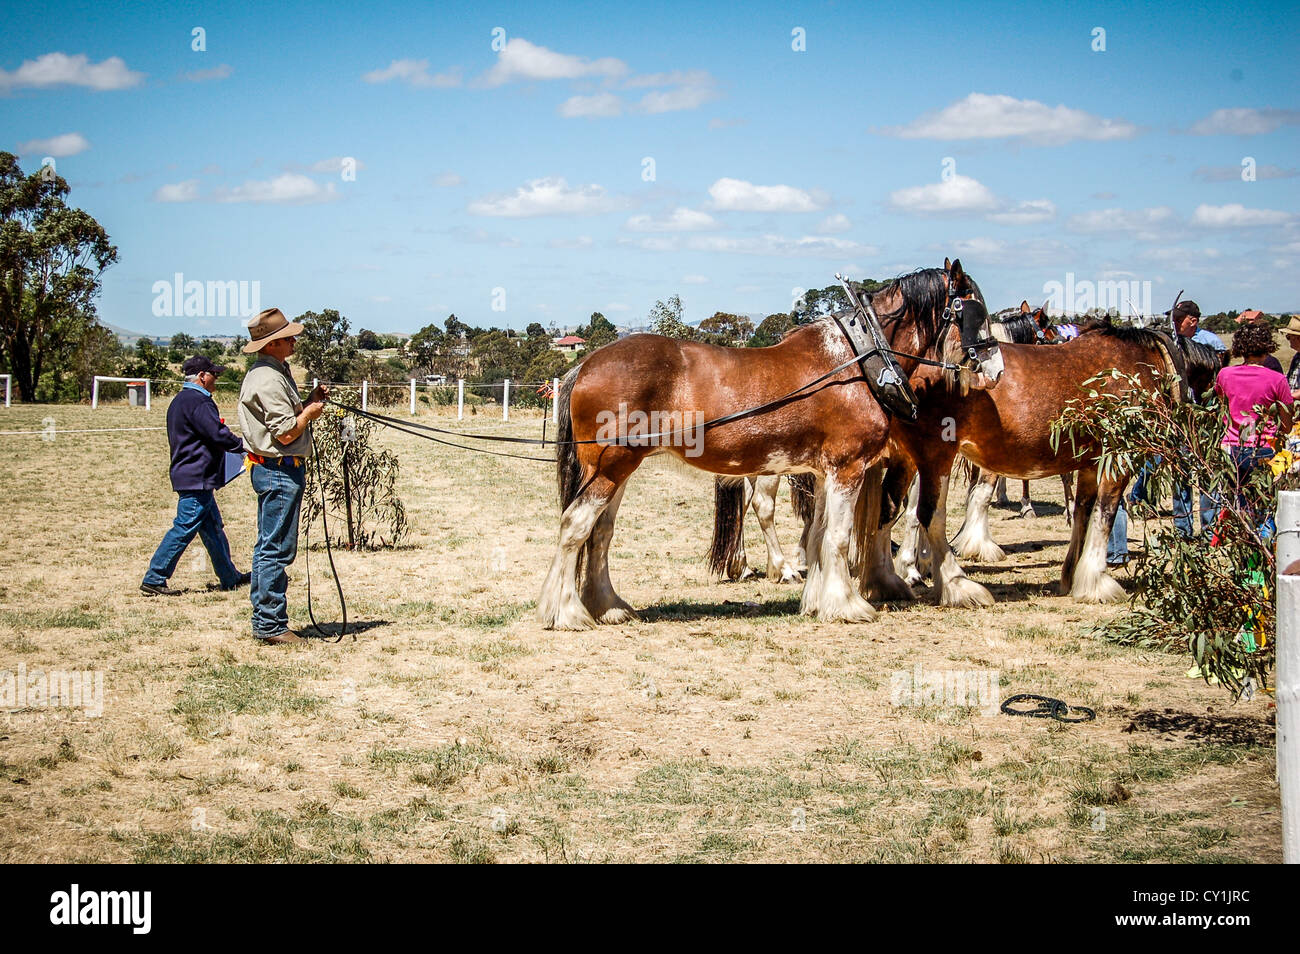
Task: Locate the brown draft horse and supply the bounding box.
[538,260,985,630]
[870,320,1219,606]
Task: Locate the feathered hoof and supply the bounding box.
[772,566,803,584]
[1020,507,1037,520]
[811,595,878,623]
[1068,574,1125,604]
[899,565,926,586]
[939,576,995,608]
[597,605,639,624]
[953,537,1007,563]
[862,573,917,603]
[538,595,598,630]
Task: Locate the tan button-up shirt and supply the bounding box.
[238,357,312,459]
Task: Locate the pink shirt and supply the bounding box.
[1214,364,1293,446]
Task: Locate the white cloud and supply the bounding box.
[558,92,623,118]
[1067,206,1177,235]
[214,173,340,204]
[362,59,461,88]
[625,207,717,232]
[1191,203,1291,228]
[183,64,232,82]
[637,82,718,114]
[707,177,822,212]
[1188,108,1300,136]
[467,177,622,217]
[546,236,594,249]
[934,237,1075,267]
[618,235,680,252]
[686,234,879,258]
[1194,163,1297,181]
[605,302,631,312]
[888,174,999,215]
[682,274,709,284]
[986,198,1057,225]
[310,156,366,174]
[16,132,89,157]
[480,38,626,87]
[879,92,1139,145]
[624,69,712,89]
[153,179,200,203]
[0,52,144,92]
[433,171,464,187]
[815,213,852,234]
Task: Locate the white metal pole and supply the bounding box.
[361,380,368,412]
[551,377,559,424]
[409,378,416,415]
[1277,491,1300,863]
[145,381,151,411]
[1,374,9,408]
[457,379,464,420]
[503,379,510,421]
[92,377,100,410]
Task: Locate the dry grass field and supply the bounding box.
[0,393,1280,863]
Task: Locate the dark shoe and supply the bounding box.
[260,629,306,645]
[220,573,252,591]
[140,582,181,597]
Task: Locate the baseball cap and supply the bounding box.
[182,355,227,376]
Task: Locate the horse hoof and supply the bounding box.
[1069,575,1124,603]
[1021,508,1037,520]
[598,606,638,624]
[939,577,995,608]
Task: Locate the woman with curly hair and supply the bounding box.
[1214,320,1293,528]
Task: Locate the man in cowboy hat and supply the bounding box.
[238,307,328,645]
[1284,315,1300,402]
[141,355,249,596]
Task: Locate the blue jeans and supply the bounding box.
[250,460,305,638]
[144,490,242,588]
[1106,457,1217,562]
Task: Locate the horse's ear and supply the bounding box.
[1020,300,1030,314]
[943,256,952,272]
[949,258,965,283]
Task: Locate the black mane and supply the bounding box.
[1077,317,1221,396]
[991,308,1039,345]
[867,267,984,349]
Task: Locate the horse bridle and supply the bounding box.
[937,281,995,366]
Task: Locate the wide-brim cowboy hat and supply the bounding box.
[243,307,304,353]
[1287,315,1300,336]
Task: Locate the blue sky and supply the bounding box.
[3,0,1298,337]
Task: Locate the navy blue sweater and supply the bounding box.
[166,385,246,491]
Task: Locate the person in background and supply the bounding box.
[238,308,328,645]
[1283,315,1300,402]
[1107,299,1225,565]
[1214,321,1293,532]
[141,356,249,595]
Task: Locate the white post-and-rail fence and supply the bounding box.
[0,374,10,408]
[91,376,151,410]
[1277,491,1299,863]
[84,374,563,423]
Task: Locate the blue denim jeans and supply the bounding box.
[144,490,242,588]
[250,460,305,639]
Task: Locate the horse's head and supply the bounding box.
[868,258,984,368]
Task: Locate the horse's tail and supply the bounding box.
[788,473,816,524]
[708,477,748,580]
[556,365,583,514]
[956,455,979,489]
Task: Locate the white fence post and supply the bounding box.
[0,374,10,408]
[1277,491,1300,863]
[92,377,100,409]
[503,379,510,421]
[145,380,151,411]
[409,378,416,415]
[92,376,153,410]
[361,380,368,412]
[552,377,559,424]
[457,379,464,421]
